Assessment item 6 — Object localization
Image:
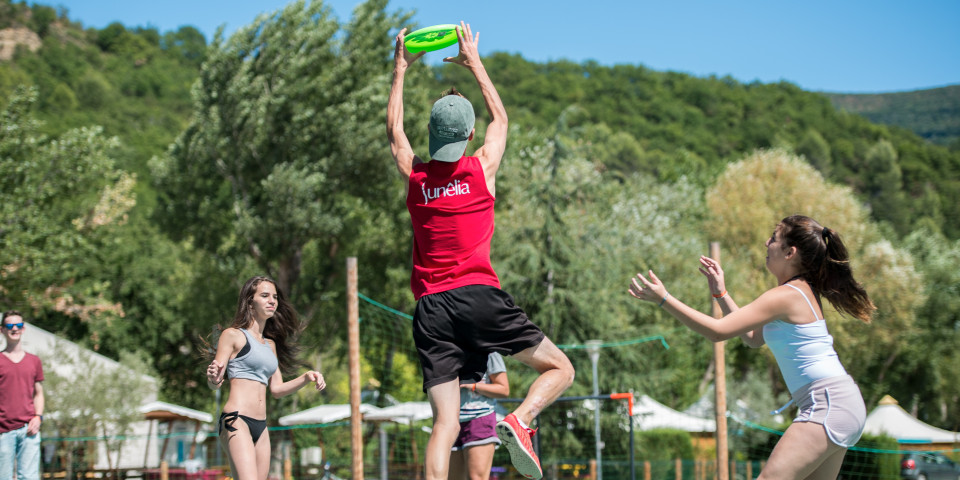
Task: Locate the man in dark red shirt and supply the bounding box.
[0,311,45,480]
[387,21,574,480]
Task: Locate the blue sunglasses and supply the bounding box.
[3,322,24,330]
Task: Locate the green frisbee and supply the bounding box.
[404,24,459,54]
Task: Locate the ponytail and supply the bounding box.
[780,216,876,322]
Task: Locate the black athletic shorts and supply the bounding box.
[413,284,545,392]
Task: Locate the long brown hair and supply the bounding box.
[205,276,306,376]
[778,215,876,322]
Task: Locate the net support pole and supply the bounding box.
[347,257,364,480]
[586,340,603,480]
[710,242,729,480]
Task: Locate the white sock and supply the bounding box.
[517,416,530,430]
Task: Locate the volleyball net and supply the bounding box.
[34,290,959,480]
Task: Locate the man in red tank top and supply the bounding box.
[387,21,574,480]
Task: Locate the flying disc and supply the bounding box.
[404,24,459,54]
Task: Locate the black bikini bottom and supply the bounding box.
[219,411,268,444]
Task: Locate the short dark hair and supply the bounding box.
[440,86,466,99]
[2,310,24,327]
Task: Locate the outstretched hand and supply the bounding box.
[698,256,726,296]
[443,21,480,67]
[393,28,424,71]
[629,270,669,304]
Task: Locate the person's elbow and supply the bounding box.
[269,383,286,399]
[704,328,737,343]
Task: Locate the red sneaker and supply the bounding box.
[496,413,542,479]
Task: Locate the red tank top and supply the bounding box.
[406,156,500,299]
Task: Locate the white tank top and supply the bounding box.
[762,284,847,393]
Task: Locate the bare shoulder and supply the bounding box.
[218,328,246,348]
[756,285,815,323]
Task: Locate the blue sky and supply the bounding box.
[38,0,960,93]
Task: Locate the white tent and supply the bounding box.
[864,395,960,444]
[138,401,213,469]
[364,401,433,425]
[278,403,379,426]
[632,395,716,433]
[140,401,212,423]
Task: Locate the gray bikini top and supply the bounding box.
[226,328,278,385]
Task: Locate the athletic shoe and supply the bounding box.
[496,413,542,479]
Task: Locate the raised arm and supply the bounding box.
[698,256,764,347]
[386,28,425,181]
[630,270,789,343]
[443,21,508,195]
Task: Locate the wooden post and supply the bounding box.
[347,257,364,480]
[730,460,736,480]
[160,461,169,480]
[643,461,651,480]
[284,457,292,480]
[675,458,682,480]
[746,461,753,479]
[144,419,154,469]
[159,421,170,465]
[411,424,420,480]
[710,242,729,480]
[589,459,596,480]
[189,421,201,459]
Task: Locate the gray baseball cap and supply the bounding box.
[428,95,475,162]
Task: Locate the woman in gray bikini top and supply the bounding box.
[205,276,326,480]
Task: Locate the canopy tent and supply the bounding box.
[864,395,960,444]
[137,401,213,469]
[140,401,212,423]
[363,401,433,425]
[278,403,379,426]
[632,395,716,433]
[362,401,433,480]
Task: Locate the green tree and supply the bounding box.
[863,139,909,234]
[0,87,135,319]
[897,226,960,430]
[796,128,831,175]
[492,114,715,415]
[150,0,427,412]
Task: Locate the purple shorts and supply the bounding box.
[452,412,500,451]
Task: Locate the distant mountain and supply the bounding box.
[826,85,960,147]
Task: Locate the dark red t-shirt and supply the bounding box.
[0,352,44,433]
[406,156,500,299]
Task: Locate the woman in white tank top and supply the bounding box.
[629,215,875,480]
